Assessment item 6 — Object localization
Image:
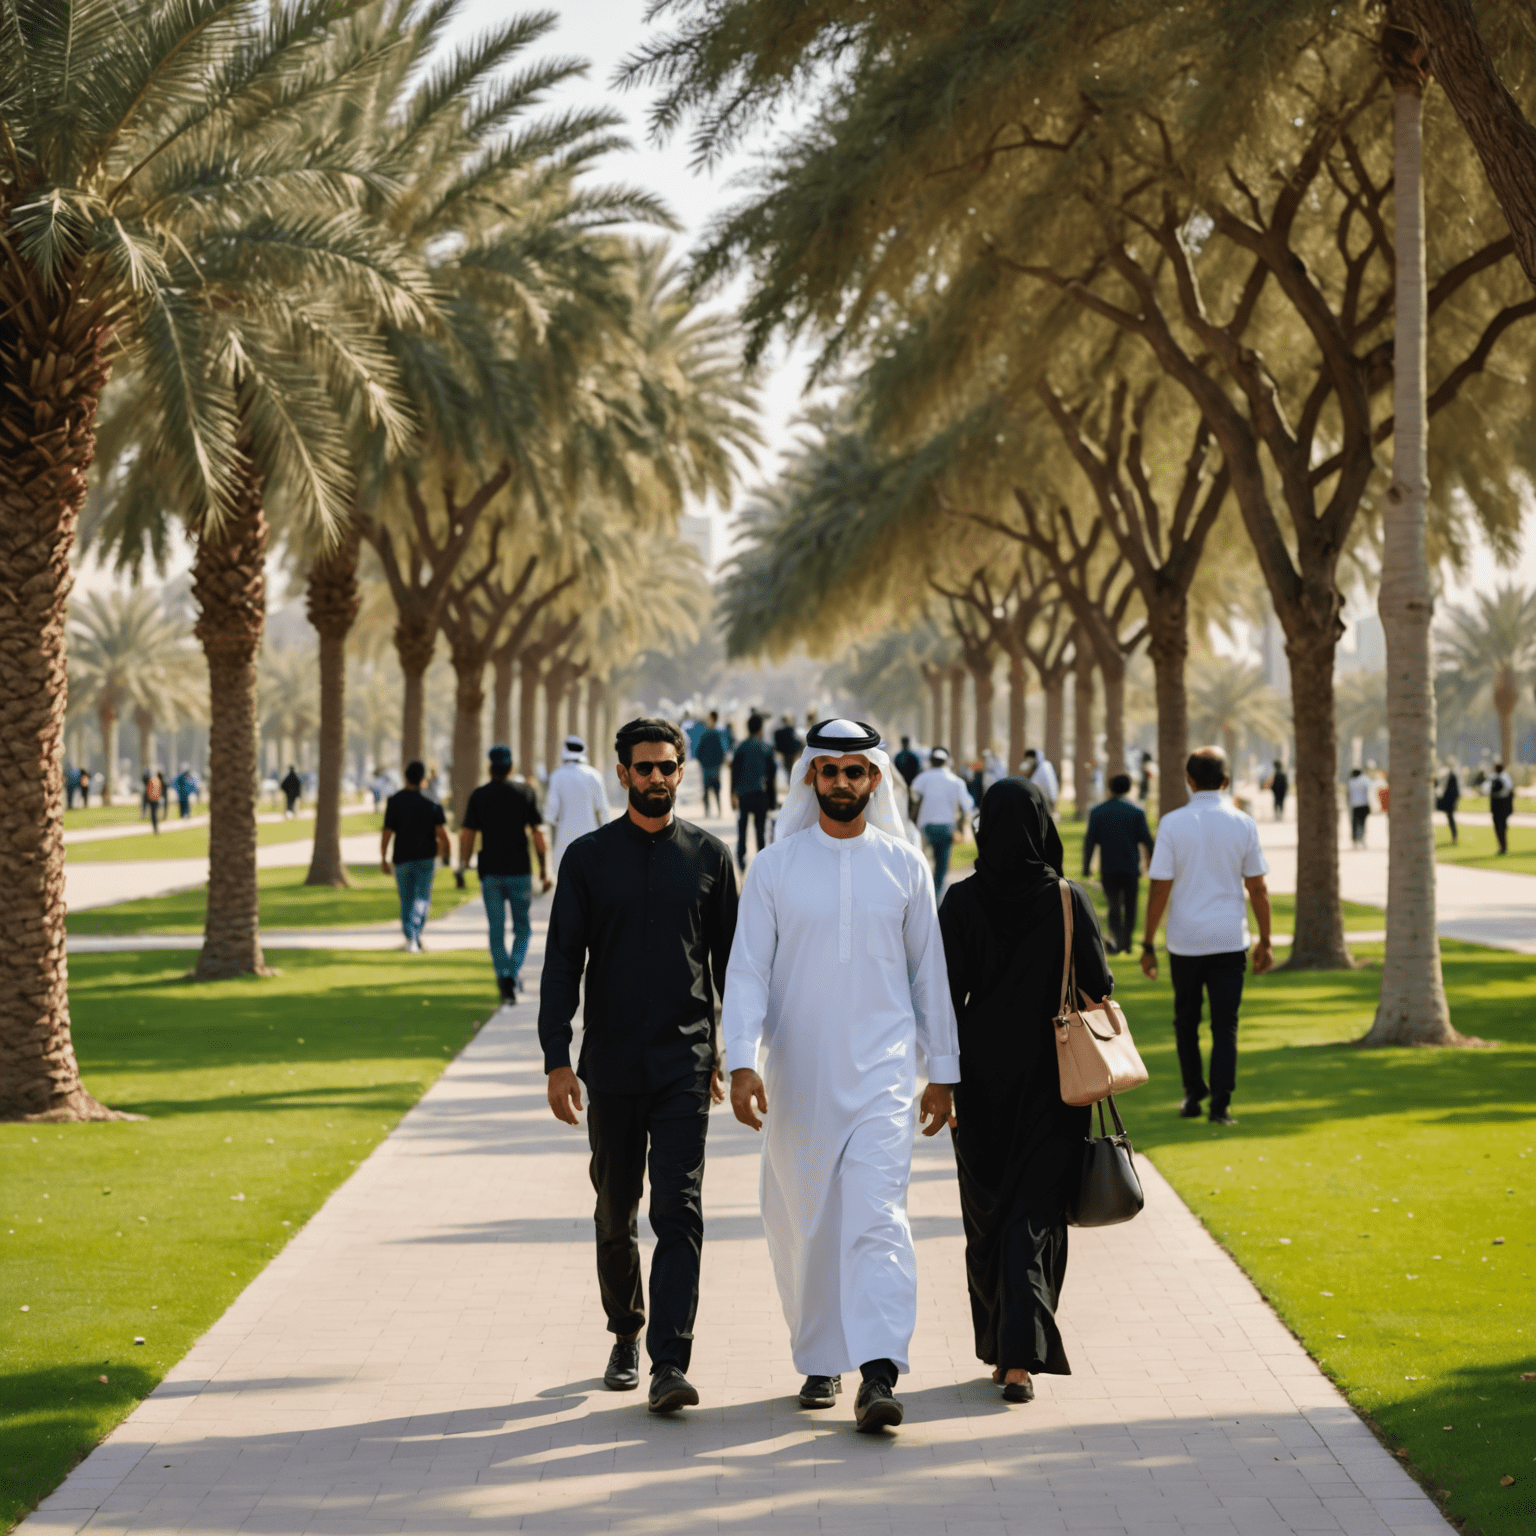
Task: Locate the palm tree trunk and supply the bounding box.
[1149,601,1191,817]
[1366,76,1460,1044]
[1072,635,1094,820]
[304,528,361,889]
[97,703,119,806]
[450,642,487,827]
[586,677,601,756]
[969,657,995,759]
[134,707,154,777]
[544,669,565,777]
[1043,672,1065,776]
[192,483,271,980]
[519,657,541,779]
[492,651,515,749]
[1100,651,1126,781]
[1494,670,1517,766]
[947,666,964,756]
[925,668,945,746]
[395,619,434,768]
[1006,647,1026,774]
[1282,635,1355,971]
[0,289,119,1120]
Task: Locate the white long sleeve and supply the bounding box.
[721,855,778,1074]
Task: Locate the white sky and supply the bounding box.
[79,0,1535,617]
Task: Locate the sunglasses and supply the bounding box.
[818,763,870,783]
[628,759,680,778]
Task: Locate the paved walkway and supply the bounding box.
[1255,820,1536,953]
[30,903,1448,1536]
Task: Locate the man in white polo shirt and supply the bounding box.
[1140,746,1272,1126]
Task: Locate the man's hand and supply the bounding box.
[730,1067,767,1130]
[919,1083,955,1137]
[1252,939,1274,975]
[547,1067,583,1126]
[730,793,739,811]
[709,1068,726,1105]
[1140,944,1158,980]
[540,873,553,893]
[380,859,392,876]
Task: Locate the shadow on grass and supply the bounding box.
[0,1363,158,1530]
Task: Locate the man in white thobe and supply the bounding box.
[722,718,961,1433]
[543,735,610,875]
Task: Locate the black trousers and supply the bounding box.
[1492,801,1512,854]
[1350,804,1369,844]
[1100,873,1139,953]
[1170,949,1246,1113]
[737,790,771,867]
[586,1070,710,1372]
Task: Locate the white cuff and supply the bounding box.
[925,1054,962,1085]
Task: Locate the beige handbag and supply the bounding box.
[1054,879,1148,1106]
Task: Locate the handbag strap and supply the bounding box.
[1094,1093,1129,1139]
[1057,879,1075,1018]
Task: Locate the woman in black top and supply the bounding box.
[938,777,1113,1404]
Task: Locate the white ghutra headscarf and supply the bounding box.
[771,718,919,845]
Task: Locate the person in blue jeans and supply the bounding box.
[459,745,550,1003]
[381,760,450,952]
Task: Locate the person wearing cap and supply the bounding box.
[907,746,975,895]
[459,745,549,1002]
[544,735,611,878]
[722,718,960,1433]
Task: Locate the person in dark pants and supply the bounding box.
[381,760,450,951]
[280,764,302,818]
[694,710,727,816]
[539,717,738,1416]
[459,744,550,1003]
[730,712,777,869]
[1082,773,1154,953]
[1436,761,1461,845]
[1140,748,1273,1126]
[1268,760,1288,820]
[1489,761,1515,854]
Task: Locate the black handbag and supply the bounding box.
[1069,1093,1145,1228]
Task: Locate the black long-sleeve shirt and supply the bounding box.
[538,814,739,1092]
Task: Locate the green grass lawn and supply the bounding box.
[66,811,383,864]
[63,804,167,830]
[0,950,495,1532]
[1435,821,1536,876]
[67,863,470,935]
[1120,940,1535,1536]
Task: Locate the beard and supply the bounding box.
[816,787,872,824]
[628,780,676,817]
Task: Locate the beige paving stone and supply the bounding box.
[26,922,1452,1536]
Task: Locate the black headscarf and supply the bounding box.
[972,776,1065,907]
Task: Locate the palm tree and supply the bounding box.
[69,592,200,804]
[1187,658,1290,768]
[1335,671,1389,763]
[1437,583,1536,768]
[260,644,322,775]
[2,0,433,1114]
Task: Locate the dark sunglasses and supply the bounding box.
[818,763,869,783]
[628,759,680,778]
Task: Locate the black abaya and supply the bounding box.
[938,778,1113,1376]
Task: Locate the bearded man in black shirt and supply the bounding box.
[539,717,738,1415]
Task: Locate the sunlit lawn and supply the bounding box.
[67,863,470,935]
[1434,821,1536,877]
[0,951,495,1532]
[67,811,384,864]
[1114,941,1534,1536]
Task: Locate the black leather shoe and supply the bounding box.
[603,1339,640,1391]
[1209,1110,1238,1126]
[1001,1376,1035,1403]
[854,1378,903,1432]
[1179,1096,1204,1118]
[648,1364,699,1413]
[798,1374,841,1408]
[498,973,518,1004]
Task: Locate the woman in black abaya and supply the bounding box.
[938,776,1113,1402]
